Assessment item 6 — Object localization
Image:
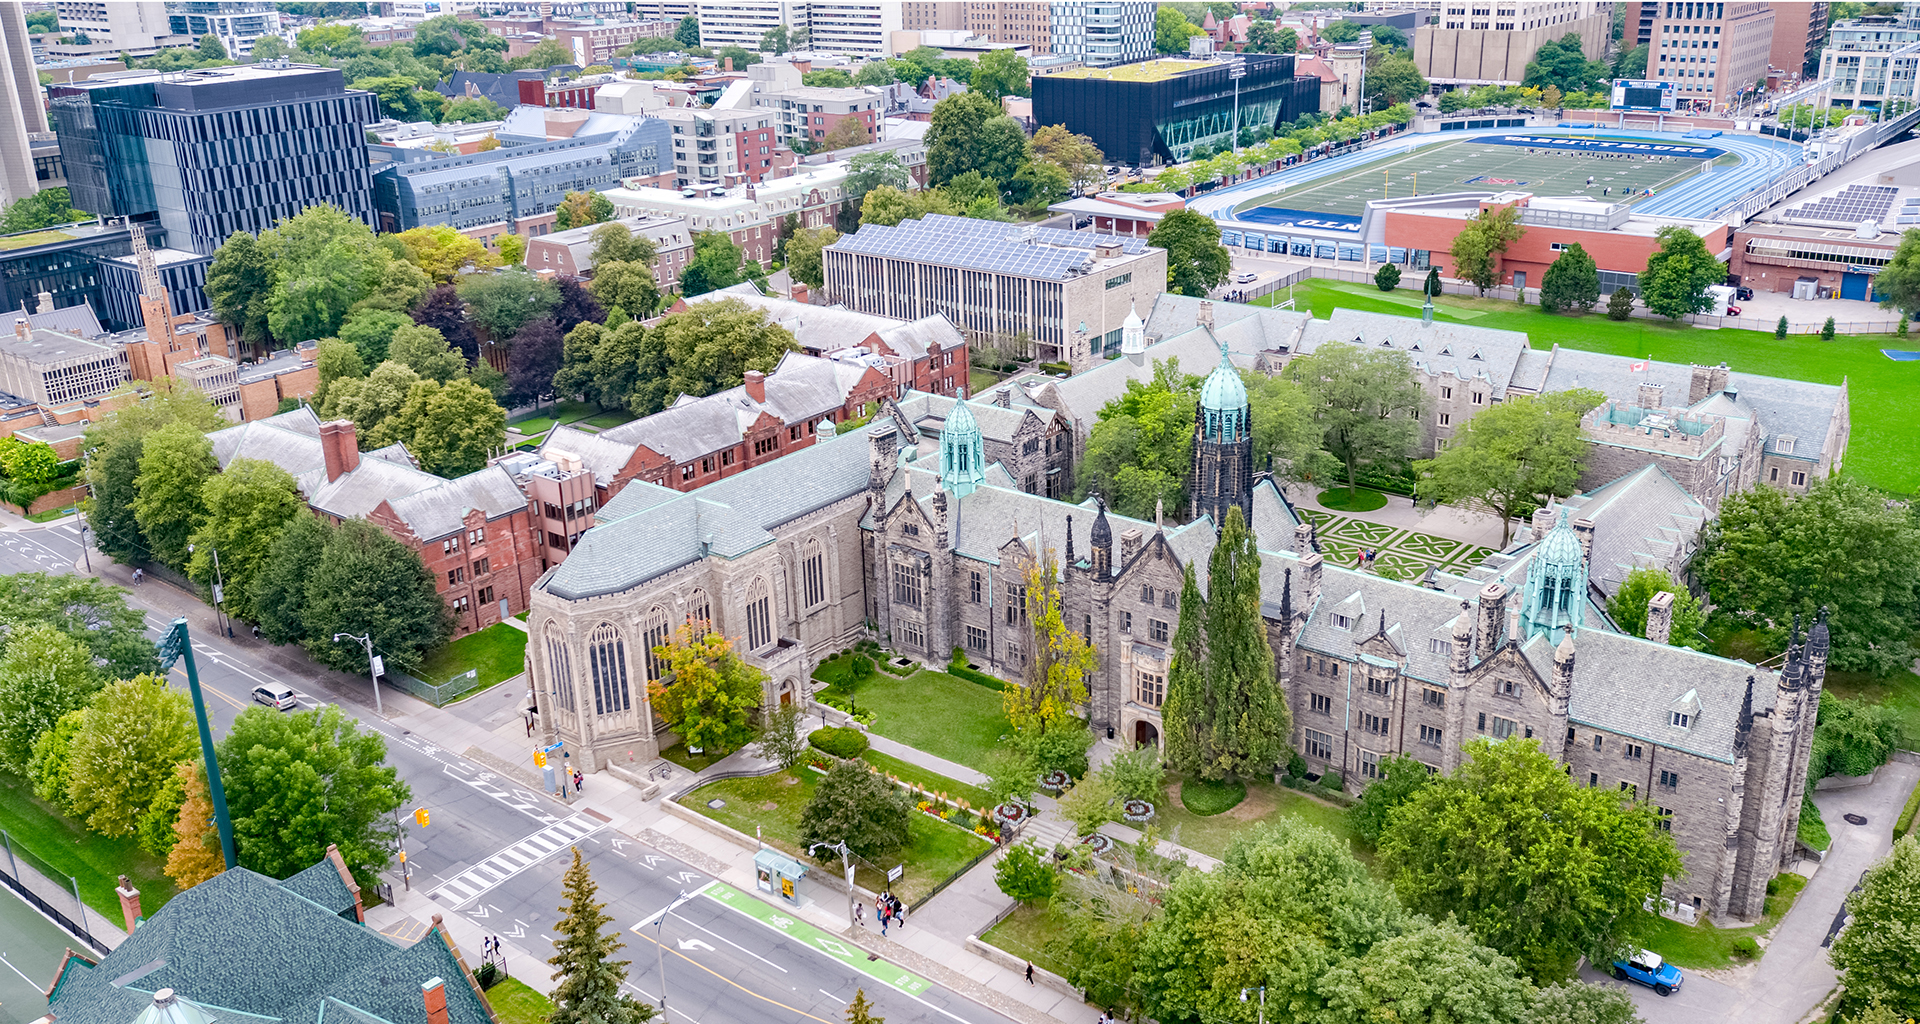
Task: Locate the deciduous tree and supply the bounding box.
[1148,209,1232,297]
[588,260,661,318]
[972,49,1030,100]
[249,512,330,646]
[65,676,194,837]
[554,190,615,231]
[414,283,480,362]
[1006,551,1097,741]
[1640,225,1724,319]
[325,359,420,441]
[1350,753,1433,844]
[206,230,275,347]
[926,91,1027,186]
[339,306,413,367]
[844,151,911,204]
[1030,124,1105,196]
[750,702,807,769]
[0,624,102,773]
[28,709,85,811]
[858,184,955,227]
[1606,567,1707,648]
[646,623,767,755]
[0,186,90,232]
[386,376,506,477]
[799,759,913,862]
[1154,6,1203,53]
[1378,738,1683,981]
[1285,344,1427,498]
[188,458,306,625]
[0,572,158,680]
[301,519,453,675]
[680,231,756,297]
[785,225,838,289]
[387,323,467,383]
[164,761,225,889]
[456,268,559,341]
[628,298,798,414]
[1830,834,1920,1020]
[550,849,657,1024]
[506,315,565,405]
[1875,228,1920,314]
[1319,921,1535,1024]
[994,840,1057,902]
[1449,205,1526,295]
[1413,389,1602,544]
[395,224,500,282]
[133,420,217,569]
[591,222,658,266]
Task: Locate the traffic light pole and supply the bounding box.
[157,618,237,870]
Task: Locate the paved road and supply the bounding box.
[0,518,1022,1024]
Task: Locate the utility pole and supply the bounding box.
[646,891,700,1022]
[333,632,384,716]
[1242,986,1267,1024]
[808,840,857,929]
[155,618,237,869]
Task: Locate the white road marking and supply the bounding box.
[428,813,603,908]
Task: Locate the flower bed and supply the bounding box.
[1080,833,1113,855]
[1039,769,1070,793]
[1121,798,1154,823]
[994,802,1030,827]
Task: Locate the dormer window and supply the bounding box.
[1776,436,1796,454]
[1330,613,1353,629]
[1671,711,1691,728]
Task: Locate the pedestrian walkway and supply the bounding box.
[426,813,605,909]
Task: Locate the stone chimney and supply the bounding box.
[724,56,734,72]
[868,421,897,493]
[422,978,450,1024]
[319,420,361,483]
[116,874,142,933]
[36,290,52,314]
[1300,550,1323,613]
[1530,505,1556,540]
[1645,590,1675,646]
[1573,516,1595,564]
[993,387,1011,408]
[1687,363,1732,404]
[744,369,767,403]
[1294,521,1314,557]
[1120,527,1142,565]
[1475,581,1508,660]
[1637,381,1664,409]
[1197,299,1214,330]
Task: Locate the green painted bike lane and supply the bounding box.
[699,880,935,999]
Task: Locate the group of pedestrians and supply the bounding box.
[857,892,906,935]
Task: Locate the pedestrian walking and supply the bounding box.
[880,904,890,936]
[856,900,865,926]
[1025,962,1035,986]
[572,768,583,794]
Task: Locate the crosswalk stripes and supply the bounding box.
[428,813,603,909]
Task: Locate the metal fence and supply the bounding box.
[0,829,108,955]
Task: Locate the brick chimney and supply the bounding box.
[744,370,767,403]
[790,281,809,304]
[319,420,361,483]
[116,874,141,933]
[13,317,25,339]
[422,977,450,1024]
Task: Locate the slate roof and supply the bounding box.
[1471,466,1707,600]
[44,866,491,1024]
[1299,308,1530,400]
[874,314,963,361]
[709,283,896,353]
[1144,293,1309,352]
[306,455,445,521]
[20,298,106,338]
[1043,327,1256,431]
[897,391,1057,445]
[209,408,327,475]
[385,466,530,541]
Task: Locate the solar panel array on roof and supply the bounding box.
[832,214,1148,281]
[1782,183,1900,225]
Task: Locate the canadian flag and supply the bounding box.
[1629,360,1650,372]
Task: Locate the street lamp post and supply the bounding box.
[155,618,237,869]
[808,840,857,929]
[1242,986,1267,1024]
[333,632,384,716]
[646,890,700,1021]
[1229,57,1246,155]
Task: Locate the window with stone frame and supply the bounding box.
[1005,581,1027,624]
[587,622,632,715]
[545,629,574,709]
[897,619,925,651]
[802,540,826,608]
[641,607,670,682]
[893,560,923,608]
[1366,676,1393,697]
[1120,611,1132,634]
[965,624,987,652]
[1619,780,1638,799]
[1659,769,1680,790]
[1419,724,1443,747]
[1362,712,1390,735]
[1149,618,1169,642]
[1490,715,1517,739]
[969,570,982,603]
[1136,668,1165,707]
[1655,806,1673,831]
[746,580,772,651]
[1360,749,1381,779]
[689,588,711,627]
[1310,693,1332,715]
[1623,743,1644,760]
[1304,728,1334,760]
[1422,686,1445,707]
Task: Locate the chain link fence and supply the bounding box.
[0,829,107,954]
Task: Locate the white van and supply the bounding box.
[252,684,297,710]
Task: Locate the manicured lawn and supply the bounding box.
[506,416,556,436]
[1318,486,1388,512]
[861,749,993,810]
[1154,776,1363,861]
[1179,777,1246,815]
[1634,871,1808,969]
[684,768,991,904]
[583,408,635,429]
[25,506,77,523]
[415,623,528,688]
[484,975,555,1024]
[659,742,727,772]
[980,900,1072,977]
[0,770,177,922]
[1823,668,1920,749]
[813,666,1010,769]
[1272,279,1920,494]
[556,401,599,424]
[970,369,1005,397]
[0,229,78,251]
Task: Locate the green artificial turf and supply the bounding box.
[1268,280,1920,494]
[1633,872,1808,969]
[684,768,990,903]
[414,623,528,688]
[0,770,177,922]
[1318,486,1389,512]
[814,667,1011,769]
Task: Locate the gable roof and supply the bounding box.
[1299,308,1531,401]
[1471,465,1707,600]
[708,283,897,353]
[384,466,530,541]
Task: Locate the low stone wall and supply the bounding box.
[604,762,661,799]
[965,934,1080,999]
[1815,767,1882,792]
[25,484,87,517]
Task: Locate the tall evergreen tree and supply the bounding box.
[549,848,656,1024]
[845,989,884,1024]
[1160,562,1207,774]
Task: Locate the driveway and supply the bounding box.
[1587,761,1920,1024]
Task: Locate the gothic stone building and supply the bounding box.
[526,360,1817,924]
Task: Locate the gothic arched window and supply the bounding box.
[544,626,574,710]
[642,606,671,682]
[587,622,631,715]
[746,578,772,652]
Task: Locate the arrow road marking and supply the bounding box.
[676,938,715,952]
[465,905,489,919]
[671,871,702,884]
[505,920,528,939]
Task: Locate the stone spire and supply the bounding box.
[1065,514,1074,566]
[1735,674,1755,753]
[1090,498,1113,577]
[1280,566,1292,623]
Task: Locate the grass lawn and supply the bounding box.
[506,416,555,436]
[556,401,598,424]
[483,975,555,1024]
[1634,872,1809,970]
[0,229,78,252]
[0,771,177,922]
[1179,777,1246,815]
[861,749,994,809]
[1154,776,1363,861]
[415,623,528,688]
[1318,486,1388,512]
[980,900,1072,977]
[814,666,1010,769]
[969,369,1005,397]
[25,506,77,523]
[684,768,991,904]
[1270,279,1920,494]
[1823,668,1920,748]
[659,742,728,772]
[583,408,635,429]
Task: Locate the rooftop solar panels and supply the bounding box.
[831,214,1149,280]
[1783,183,1901,226]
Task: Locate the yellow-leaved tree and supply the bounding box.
[648,622,767,755]
[1004,550,1098,735]
[165,761,225,889]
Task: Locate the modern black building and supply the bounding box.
[1032,54,1320,167]
[50,62,382,256]
[0,220,206,328]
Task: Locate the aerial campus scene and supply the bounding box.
[2,4,1920,1024]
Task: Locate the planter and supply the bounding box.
[1039,769,1070,793]
[1121,798,1155,823]
[993,802,1030,827]
[1080,833,1113,855]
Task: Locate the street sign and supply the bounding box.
[211,583,223,603]
[887,865,904,882]
[371,655,385,678]
[542,742,565,754]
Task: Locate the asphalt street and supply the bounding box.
[0,517,1020,1024]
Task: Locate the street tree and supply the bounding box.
[1695,476,1920,675]
[1148,209,1232,296]
[627,298,798,415]
[1318,921,1535,1024]
[0,572,159,680]
[646,623,767,756]
[1829,834,1920,1020]
[187,458,306,625]
[1161,507,1286,781]
[799,759,913,862]
[1284,344,1428,499]
[395,224,500,282]
[456,268,559,341]
[216,704,410,888]
[1875,228,1920,314]
[301,519,453,676]
[845,989,883,1024]
[65,675,194,838]
[386,323,467,383]
[1449,205,1526,295]
[550,848,656,1024]
[1538,241,1600,313]
[554,190,615,231]
[785,226,839,289]
[1413,389,1604,544]
[0,624,102,773]
[1606,567,1707,648]
[164,762,225,889]
[135,758,188,857]
[133,420,218,569]
[1378,738,1683,981]
[1640,225,1724,319]
[249,512,331,646]
[1349,752,1433,845]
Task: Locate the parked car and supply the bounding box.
[1613,950,1683,996]
[252,683,298,711]
[1234,271,1258,284]
[1737,286,1755,300]
[1725,305,1742,317]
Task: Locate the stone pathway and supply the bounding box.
[1297,506,1499,580]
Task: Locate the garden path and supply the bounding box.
[1287,485,1503,581]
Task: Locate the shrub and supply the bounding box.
[1180,776,1246,815]
[1733,936,1760,958]
[1606,286,1635,321]
[1901,314,1911,338]
[947,650,1006,691]
[994,840,1057,902]
[809,725,869,758]
[1809,694,1901,783]
[1821,316,1837,340]
[1319,771,1344,793]
[1287,750,1308,779]
[1096,745,1165,801]
[1374,263,1401,291]
[1775,315,1789,339]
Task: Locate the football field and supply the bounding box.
[1232,136,1734,222]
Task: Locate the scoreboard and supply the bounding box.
[1611,80,1677,112]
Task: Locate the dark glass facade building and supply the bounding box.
[1032,54,1321,167]
[0,220,195,328]
[51,63,381,256]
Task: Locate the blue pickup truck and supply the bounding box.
[1612,949,1684,996]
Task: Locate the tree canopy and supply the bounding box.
[1148,209,1232,297]
[1522,33,1612,93]
[627,298,799,415]
[1875,228,1920,314]
[1830,836,1920,1020]
[926,91,1027,187]
[798,759,913,862]
[646,623,767,755]
[1284,344,1427,497]
[1606,567,1707,649]
[1538,242,1600,314]
[1450,205,1526,295]
[1640,225,1724,319]
[1414,389,1603,544]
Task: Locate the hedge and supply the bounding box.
[947,650,1005,692]
[809,726,870,758]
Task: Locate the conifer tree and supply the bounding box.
[845,988,884,1024]
[549,849,656,1024]
[1160,562,1208,774]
